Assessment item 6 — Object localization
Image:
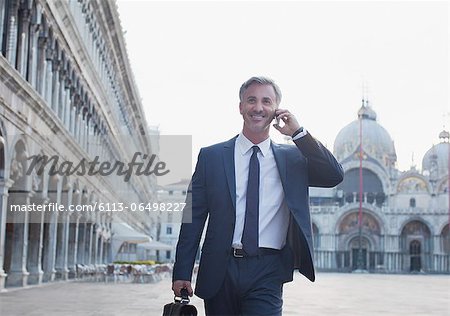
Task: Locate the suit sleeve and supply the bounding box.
[172,148,209,282]
[293,132,344,187]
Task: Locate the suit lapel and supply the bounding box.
[271,142,287,191]
[223,136,237,210]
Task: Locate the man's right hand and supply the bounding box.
[172,280,193,297]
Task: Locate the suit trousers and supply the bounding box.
[204,250,285,316]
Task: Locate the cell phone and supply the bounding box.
[273,113,281,127]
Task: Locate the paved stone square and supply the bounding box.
[0,273,448,315]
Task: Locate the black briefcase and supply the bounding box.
[163,289,198,316]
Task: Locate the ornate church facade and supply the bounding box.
[311,104,450,273]
[0,0,157,290]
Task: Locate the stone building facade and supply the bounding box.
[0,0,157,289]
[311,104,450,273]
[156,179,190,262]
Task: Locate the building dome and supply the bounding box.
[422,130,449,177]
[333,104,397,166]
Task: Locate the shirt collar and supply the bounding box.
[236,132,271,157]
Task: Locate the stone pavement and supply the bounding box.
[0,273,449,316]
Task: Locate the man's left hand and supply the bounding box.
[273,109,301,136]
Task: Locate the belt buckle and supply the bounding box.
[233,248,244,258]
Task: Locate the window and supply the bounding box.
[409,198,416,208]
[166,226,172,235]
[166,250,171,259]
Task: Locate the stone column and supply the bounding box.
[5,1,19,65]
[27,12,40,89]
[16,6,31,78]
[61,211,71,280]
[54,184,72,281]
[42,206,58,282]
[44,43,54,106]
[0,179,13,291]
[76,220,86,266]
[36,35,47,97]
[105,219,113,263]
[26,196,47,285]
[0,0,6,52]
[70,188,81,276]
[63,78,72,128]
[87,223,94,265]
[76,112,82,144]
[79,116,85,150]
[98,236,104,264]
[93,223,99,265]
[82,221,88,265]
[50,55,60,114]
[57,63,66,121]
[84,223,92,265]
[67,215,79,278]
[6,191,31,287]
[105,240,112,264]
[54,218,68,280]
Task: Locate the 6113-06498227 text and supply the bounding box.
[9,202,186,213]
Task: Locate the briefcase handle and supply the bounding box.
[174,288,190,305]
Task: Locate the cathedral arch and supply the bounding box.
[397,175,430,194]
[9,138,30,191]
[335,208,384,236]
[399,218,434,237]
[400,219,432,272]
[335,210,384,272]
[338,211,381,235]
[337,166,386,206]
[340,160,391,194]
[29,149,46,199]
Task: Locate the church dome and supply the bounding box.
[422,130,449,177]
[333,104,397,166]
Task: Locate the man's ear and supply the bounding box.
[239,102,243,114]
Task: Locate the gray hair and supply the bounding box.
[239,76,282,105]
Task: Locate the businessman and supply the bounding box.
[172,76,343,315]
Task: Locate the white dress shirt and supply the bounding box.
[232,133,290,250]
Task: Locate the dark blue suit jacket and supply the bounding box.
[173,133,343,299]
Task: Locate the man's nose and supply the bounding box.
[253,101,264,111]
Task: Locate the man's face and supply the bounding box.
[239,83,278,135]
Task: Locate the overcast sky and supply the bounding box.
[117,0,449,175]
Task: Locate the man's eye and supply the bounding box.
[247,98,256,103]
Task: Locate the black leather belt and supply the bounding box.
[232,247,280,258]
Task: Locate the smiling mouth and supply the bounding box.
[250,114,265,120]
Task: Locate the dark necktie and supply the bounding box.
[242,145,260,256]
